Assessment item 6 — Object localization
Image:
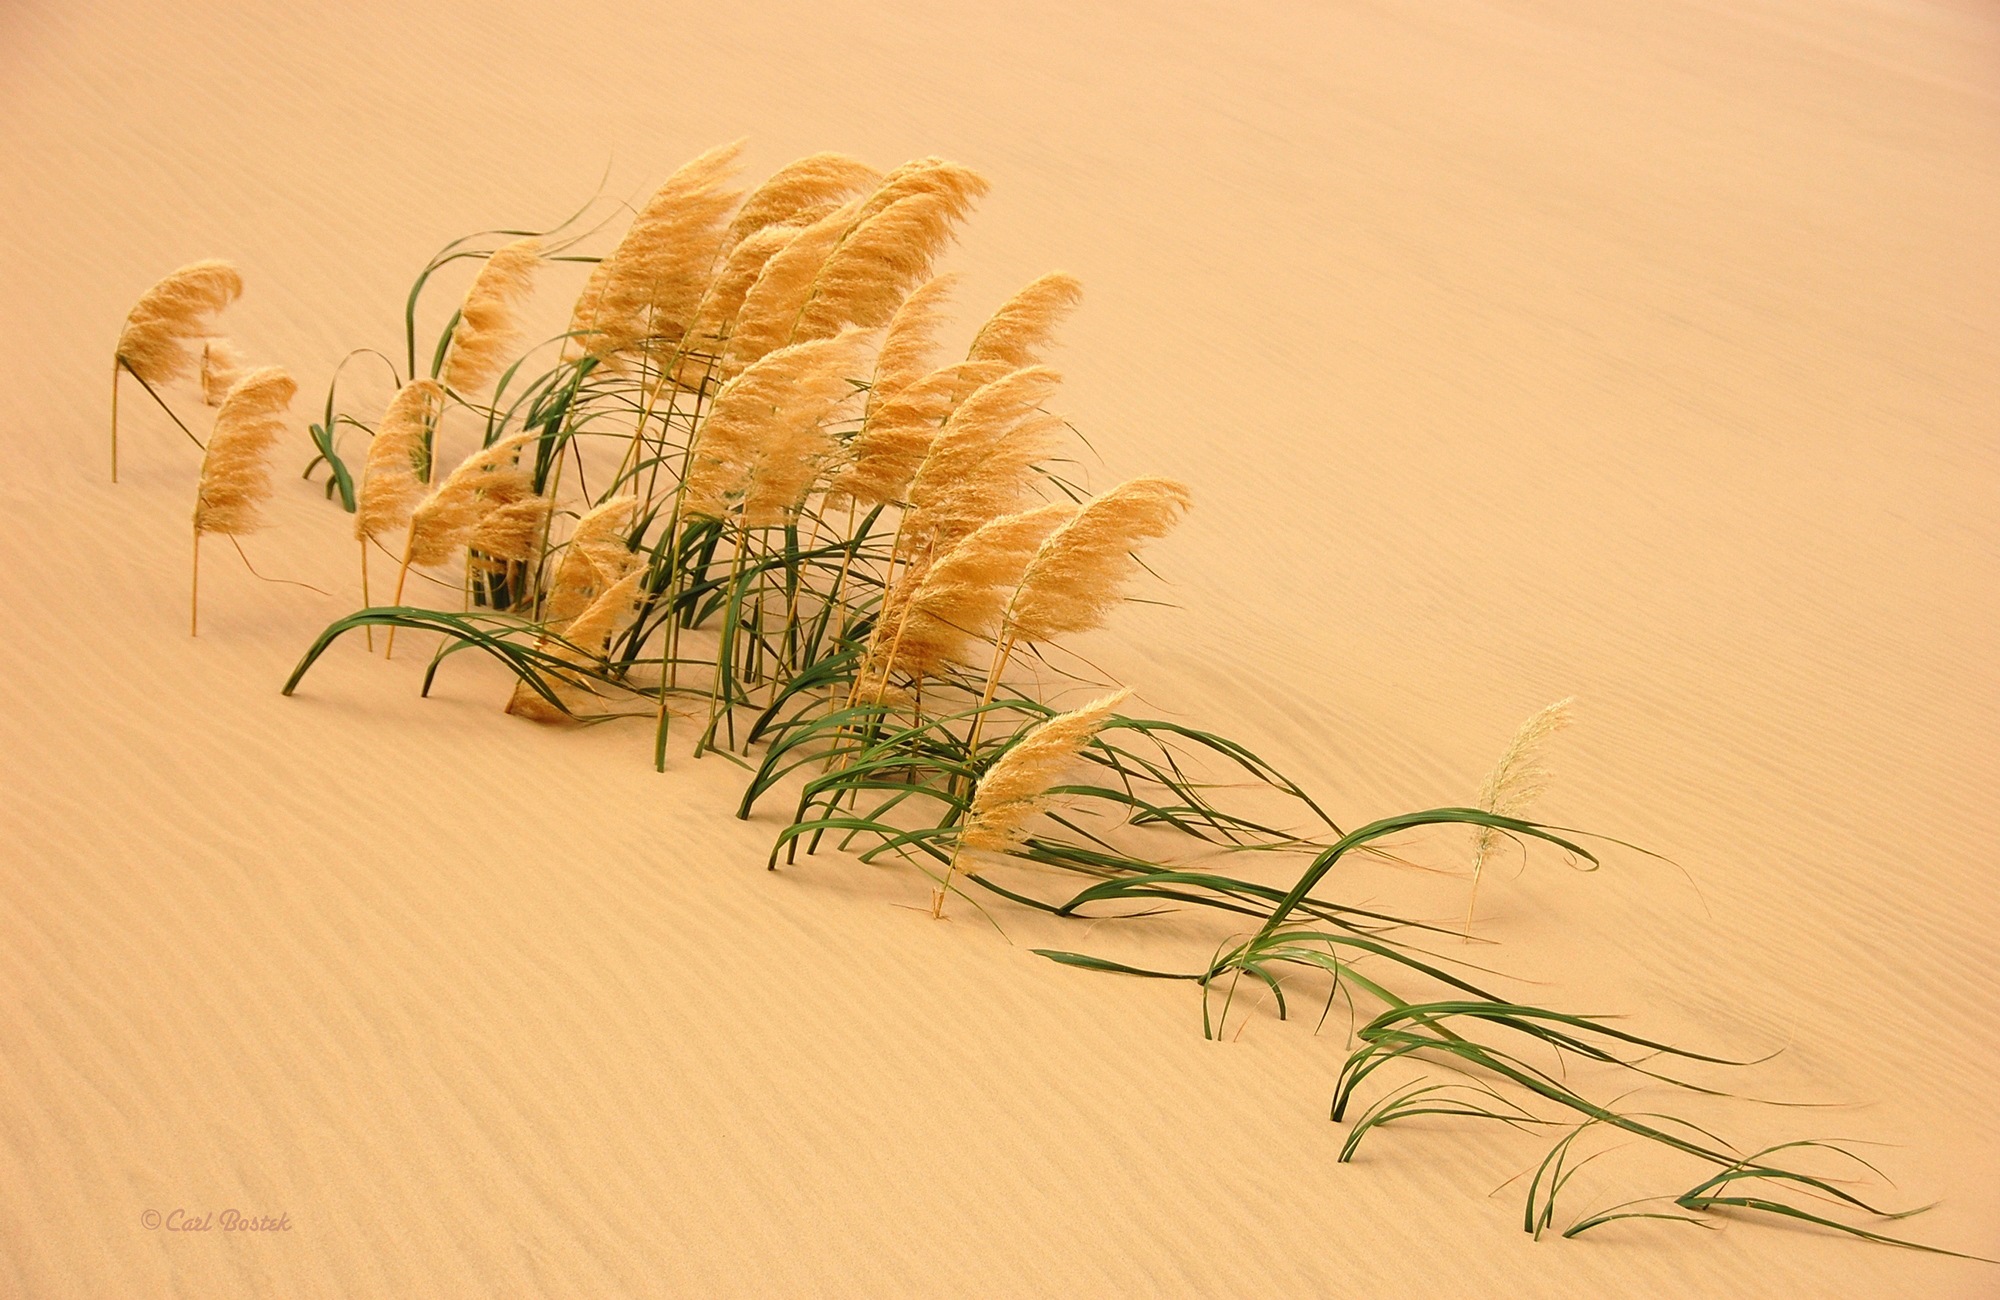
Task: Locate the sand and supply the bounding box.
[2,0,1996,1294]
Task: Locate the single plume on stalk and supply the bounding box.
[467,495,552,563]
[354,380,443,545]
[1466,697,1575,934]
[112,258,243,481]
[720,199,861,379]
[543,494,638,627]
[967,272,1083,370]
[443,238,541,394]
[407,433,537,567]
[190,366,296,635]
[199,339,247,406]
[829,357,1009,510]
[1003,477,1193,645]
[872,502,1077,682]
[903,366,1064,558]
[791,192,962,342]
[932,688,1129,916]
[683,331,873,522]
[505,568,646,724]
[724,152,880,253]
[570,141,745,369]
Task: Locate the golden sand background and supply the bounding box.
[2,1,1995,1294]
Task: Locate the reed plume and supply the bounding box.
[932,688,1129,915]
[191,366,295,635]
[683,331,873,522]
[1003,477,1193,645]
[867,274,955,418]
[791,193,960,342]
[199,338,247,406]
[544,494,639,627]
[505,568,646,723]
[467,495,551,563]
[903,366,1064,557]
[967,272,1082,370]
[1467,696,1575,933]
[873,502,1077,681]
[443,238,541,393]
[724,152,880,252]
[719,199,861,379]
[407,433,536,567]
[354,379,444,543]
[570,142,745,367]
[829,357,1008,509]
[113,259,244,481]
[853,157,989,228]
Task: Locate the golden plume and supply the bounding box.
[683,330,873,522]
[505,568,647,724]
[443,237,542,393]
[199,338,247,406]
[828,357,1009,510]
[407,433,535,567]
[868,274,956,417]
[792,192,961,342]
[853,157,989,228]
[873,502,1077,681]
[544,494,639,628]
[1003,477,1193,644]
[1467,697,1576,932]
[354,379,443,542]
[117,259,244,385]
[719,199,860,379]
[467,495,552,563]
[967,272,1083,370]
[193,367,295,538]
[189,366,295,636]
[569,141,745,367]
[724,152,880,252]
[113,259,243,481]
[903,366,1064,557]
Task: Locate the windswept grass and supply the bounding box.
[114,142,1980,1263]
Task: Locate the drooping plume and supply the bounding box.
[683,330,873,522]
[199,338,247,406]
[354,379,444,542]
[1003,477,1192,645]
[874,502,1077,681]
[407,433,536,567]
[193,366,295,537]
[967,272,1082,371]
[868,274,955,418]
[852,157,989,229]
[544,494,639,628]
[570,142,745,368]
[505,568,646,724]
[467,495,552,563]
[443,238,542,394]
[117,260,244,385]
[960,689,1129,852]
[828,356,1011,510]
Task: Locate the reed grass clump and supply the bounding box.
[158,142,1974,1263]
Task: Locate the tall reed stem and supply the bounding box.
[383,519,417,659]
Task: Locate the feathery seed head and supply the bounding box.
[960,689,1129,852]
[354,379,444,542]
[117,260,244,385]
[1004,477,1192,644]
[967,272,1083,371]
[193,366,295,536]
[444,238,542,393]
[408,432,535,567]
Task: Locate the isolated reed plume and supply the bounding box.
[1003,477,1193,646]
[872,502,1077,682]
[1467,696,1575,933]
[354,380,444,546]
[903,366,1064,557]
[933,688,1130,916]
[543,494,638,627]
[199,339,247,406]
[967,272,1083,370]
[190,366,295,635]
[112,259,243,480]
[443,238,541,394]
[570,141,745,367]
[683,331,873,522]
[852,157,989,228]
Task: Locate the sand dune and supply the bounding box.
[2,0,1996,1295]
